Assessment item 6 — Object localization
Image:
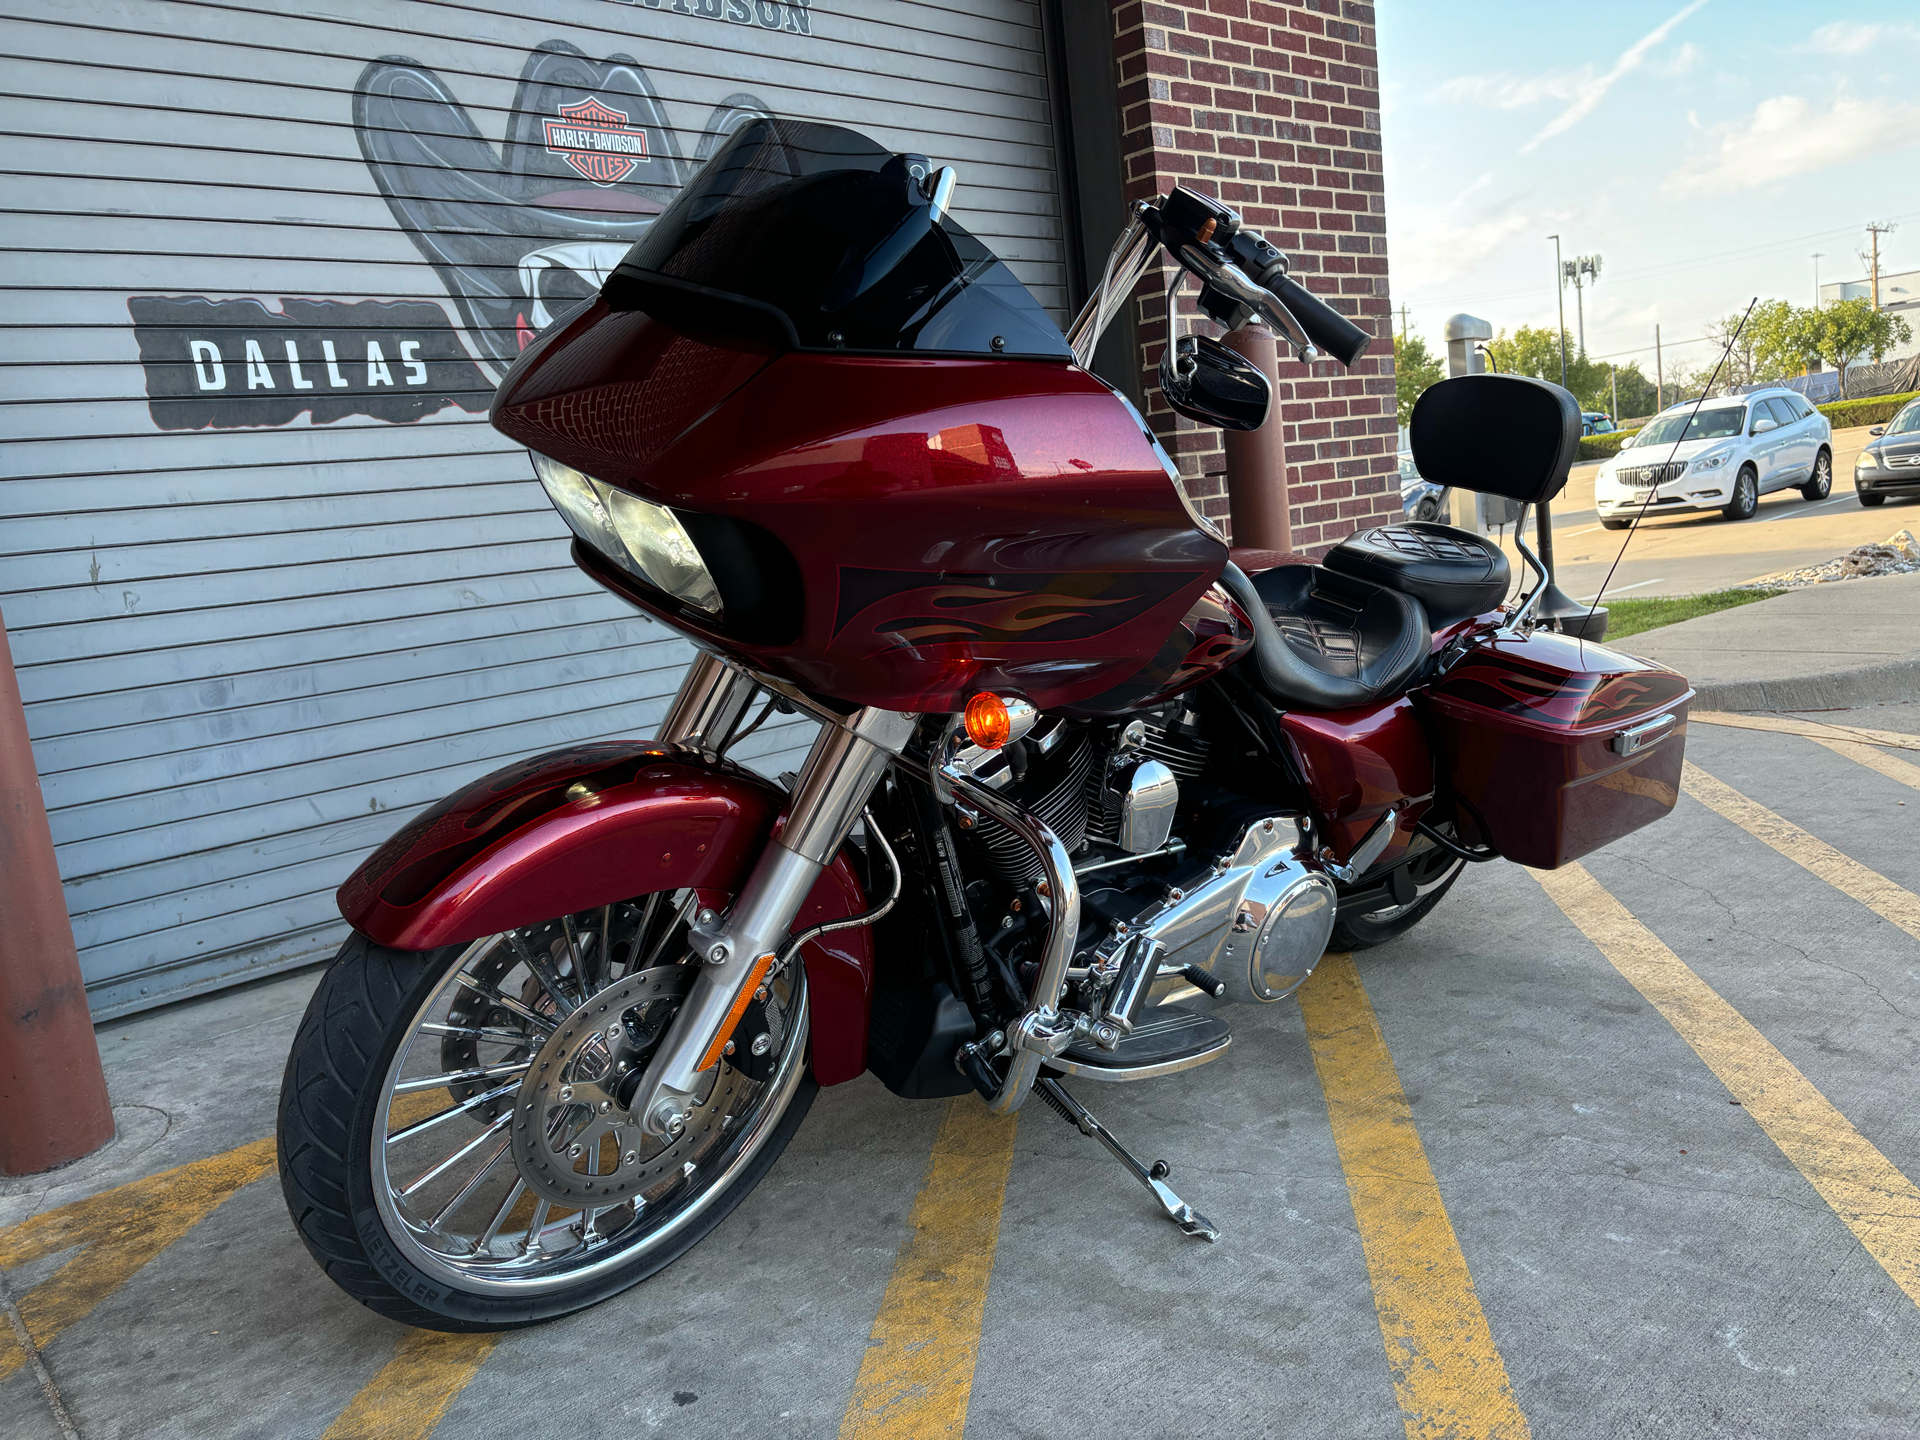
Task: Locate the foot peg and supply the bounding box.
[1034,1076,1220,1242]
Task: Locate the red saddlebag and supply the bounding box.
[1418,630,1693,869]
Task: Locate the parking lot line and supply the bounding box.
[1681,760,1920,936]
[1297,954,1531,1441]
[322,1329,500,1440]
[1533,863,1920,1305]
[0,1137,276,1383]
[838,1097,1019,1440]
[1690,710,1919,751]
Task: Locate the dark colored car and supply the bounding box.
[1581,411,1615,436]
[1855,398,1919,505]
[1399,452,1448,521]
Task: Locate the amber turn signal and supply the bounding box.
[963,692,1038,750]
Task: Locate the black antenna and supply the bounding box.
[1577,297,1761,648]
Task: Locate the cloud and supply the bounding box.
[1662,90,1920,196]
[1390,206,1538,296]
[1433,70,1585,109]
[1803,20,1910,56]
[1522,0,1710,152]
[1649,41,1702,78]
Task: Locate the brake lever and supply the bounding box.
[1172,243,1320,362]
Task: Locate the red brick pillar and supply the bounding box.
[1112,0,1403,554]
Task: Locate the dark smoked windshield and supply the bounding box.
[609,118,1070,360]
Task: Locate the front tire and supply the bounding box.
[278,904,816,1331]
[1600,517,1632,531]
[1723,467,1758,521]
[1801,449,1832,501]
[1859,488,1887,506]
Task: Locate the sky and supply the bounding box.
[1377,0,1921,381]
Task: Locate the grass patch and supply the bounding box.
[1599,587,1788,640]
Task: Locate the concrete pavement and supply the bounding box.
[1625,571,1920,710]
[2,706,1914,1439]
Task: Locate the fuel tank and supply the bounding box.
[492,300,1232,715]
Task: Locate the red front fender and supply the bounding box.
[337,741,873,1085]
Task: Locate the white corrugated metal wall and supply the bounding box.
[0,0,1068,1016]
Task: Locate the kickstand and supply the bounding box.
[1034,1076,1221,1242]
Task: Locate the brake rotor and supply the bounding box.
[509,965,750,1208]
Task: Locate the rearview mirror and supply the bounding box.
[1871,425,1887,436]
[1159,335,1271,432]
[1752,417,1778,434]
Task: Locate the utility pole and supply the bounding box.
[1549,234,1568,389]
[1866,222,1896,309]
[1812,252,1824,306]
[1560,255,1603,354]
[1610,364,1618,424]
[1655,324,1663,411]
[1399,303,1410,341]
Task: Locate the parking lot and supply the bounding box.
[2,701,1914,1439]
[1498,425,1916,602]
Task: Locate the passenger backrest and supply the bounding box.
[1409,373,1582,504]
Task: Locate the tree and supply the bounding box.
[1607,362,1659,421]
[1393,331,1444,426]
[1704,306,1793,388]
[1747,299,1820,379]
[1483,324,1618,414]
[1813,295,1915,376]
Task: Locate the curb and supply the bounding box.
[1691,661,1920,713]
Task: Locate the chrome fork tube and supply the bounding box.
[632,705,917,1138]
[658,651,760,752]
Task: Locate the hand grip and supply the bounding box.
[1272,275,1371,366]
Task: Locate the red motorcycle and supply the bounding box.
[277,120,1692,1330]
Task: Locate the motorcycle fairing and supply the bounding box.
[495,312,1231,714]
[337,742,873,1085]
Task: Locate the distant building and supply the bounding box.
[1821,269,1920,360]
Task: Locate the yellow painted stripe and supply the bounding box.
[1533,863,1920,1304]
[1690,710,1918,751]
[1681,760,1920,937]
[1809,736,1920,789]
[1298,954,1531,1441]
[323,1329,500,1440]
[839,1098,1019,1440]
[0,1137,276,1381]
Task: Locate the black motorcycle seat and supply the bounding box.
[1321,522,1510,630]
[1242,564,1429,710]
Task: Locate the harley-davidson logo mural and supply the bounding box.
[544,95,651,184]
[129,40,771,430]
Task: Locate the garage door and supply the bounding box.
[0,0,1069,1016]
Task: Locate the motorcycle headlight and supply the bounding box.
[1690,451,1730,472]
[531,453,722,615]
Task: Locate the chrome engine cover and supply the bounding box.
[1104,815,1338,1006]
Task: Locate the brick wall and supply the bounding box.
[1110,0,1402,554]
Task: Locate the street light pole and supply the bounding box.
[1812,252,1824,307]
[1530,235,1587,629]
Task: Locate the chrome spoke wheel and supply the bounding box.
[367,892,808,1297]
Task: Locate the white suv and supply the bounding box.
[1594,388,1833,528]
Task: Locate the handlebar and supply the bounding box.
[1062,186,1377,373]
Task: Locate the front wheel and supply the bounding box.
[1859,488,1887,506]
[1801,449,1832,501]
[1723,467,1759,521]
[1600,517,1633,531]
[277,893,815,1331]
